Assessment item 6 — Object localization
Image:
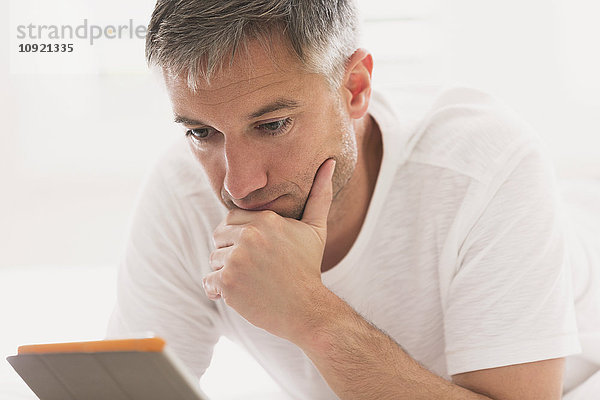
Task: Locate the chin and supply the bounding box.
[273,204,304,220]
[273,198,305,220]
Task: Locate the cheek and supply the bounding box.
[285,118,339,161]
[329,117,359,194]
[284,112,357,189]
[284,136,328,178]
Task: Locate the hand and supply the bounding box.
[203,158,336,342]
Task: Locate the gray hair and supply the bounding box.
[146,0,360,91]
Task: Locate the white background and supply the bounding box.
[1,0,599,398]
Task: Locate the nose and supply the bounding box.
[223,140,268,200]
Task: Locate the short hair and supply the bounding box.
[145,0,360,91]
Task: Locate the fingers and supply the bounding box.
[209,247,227,271]
[213,221,242,249]
[204,247,230,301]
[301,158,336,230]
[213,208,280,248]
[204,246,241,301]
[225,208,256,225]
[212,208,258,247]
[202,270,222,301]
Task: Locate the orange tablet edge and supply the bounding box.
[17,337,166,355]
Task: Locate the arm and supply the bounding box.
[294,284,564,400]
[291,148,572,399]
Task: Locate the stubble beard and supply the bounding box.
[296,114,358,221]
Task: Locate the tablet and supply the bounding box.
[6,336,210,400]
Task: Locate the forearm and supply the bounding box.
[294,287,492,400]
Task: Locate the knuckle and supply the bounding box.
[260,209,279,224]
[239,224,260,243]
[212,225,224,245]
[209,251,222,270]
[225,209,241,224]
[219,267,236,290]
[227,246,245,266]
[203,276,218,297]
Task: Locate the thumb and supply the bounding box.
[301,158,336,230]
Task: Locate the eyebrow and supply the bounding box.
[246,98,301,119]
[173,98,301,126]
[173,115,206,126]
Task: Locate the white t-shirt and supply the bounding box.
[107,85,599,398]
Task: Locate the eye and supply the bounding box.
[256,118,293,136]
[185,127,216,141]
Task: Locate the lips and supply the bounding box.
[235,196,281,211]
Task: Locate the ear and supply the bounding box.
[340,48,374,119]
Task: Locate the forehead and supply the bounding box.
[164,38,318,111]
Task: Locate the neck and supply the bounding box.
[322,114,383,273]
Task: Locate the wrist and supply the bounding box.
[290,284,344,354]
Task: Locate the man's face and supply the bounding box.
[165,39,358,220]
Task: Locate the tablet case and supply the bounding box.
[6,337,209,400]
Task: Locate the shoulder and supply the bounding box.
[405,85,542,184]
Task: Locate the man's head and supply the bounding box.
[147,0,375,220]
[146,0,359,91]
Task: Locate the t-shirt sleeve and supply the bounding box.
[443,144,581,376]
[106,161,221,379]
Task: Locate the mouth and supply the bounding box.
[234,195,282,211]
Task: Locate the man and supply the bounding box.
[108,0,600,398]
